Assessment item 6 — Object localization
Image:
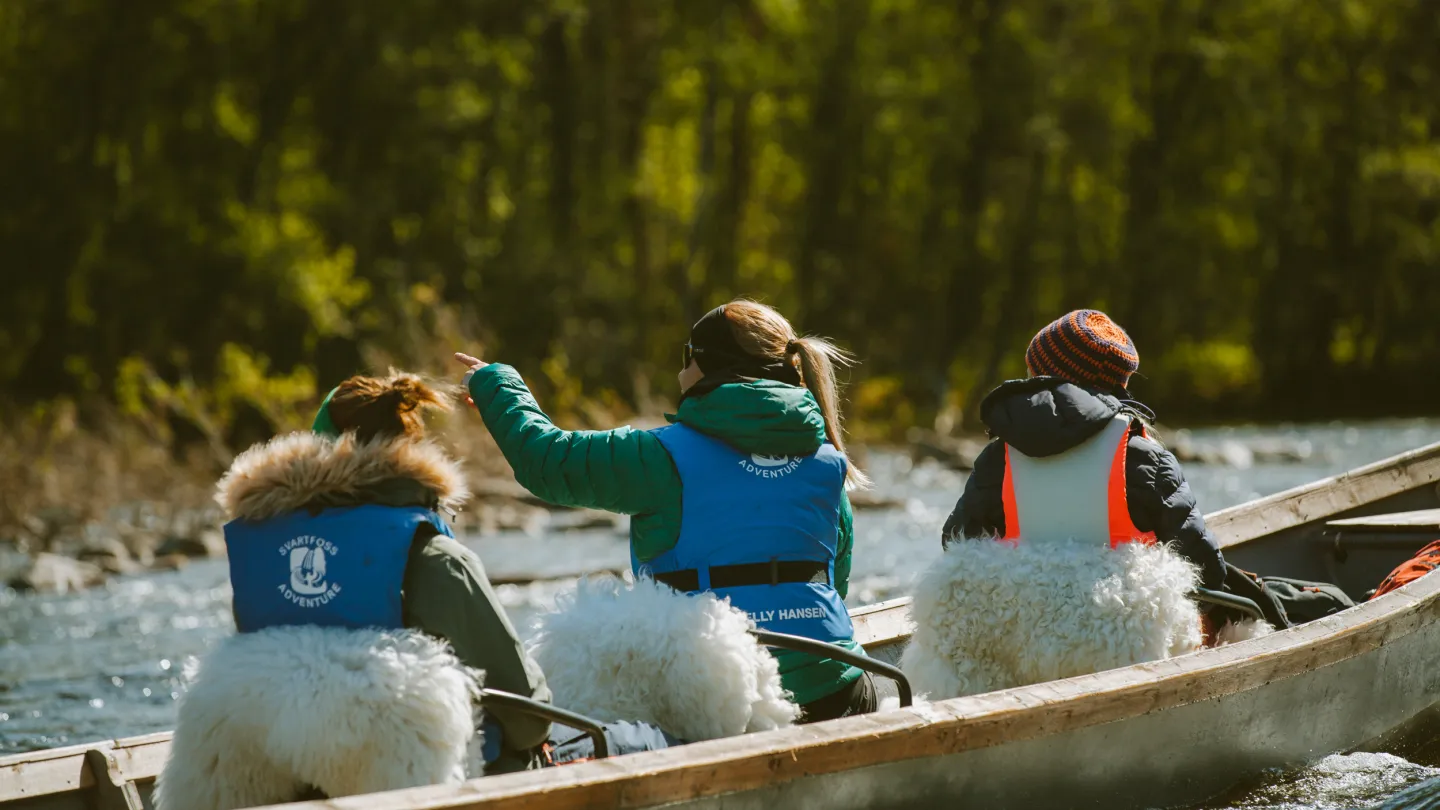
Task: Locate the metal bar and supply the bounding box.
[1192,588,1266,622]
[749,630,913,708]
[479,689,609,760]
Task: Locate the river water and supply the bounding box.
[3,419,1440,808]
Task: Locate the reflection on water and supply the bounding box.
[3,419,1440,809]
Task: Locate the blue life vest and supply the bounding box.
[225,504,451,633]
[638,423,855,643]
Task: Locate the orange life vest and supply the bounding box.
[1371,539,1440,600]
[1000,413,1158,547]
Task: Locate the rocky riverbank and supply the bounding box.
[2,427,1321,595]
[1,467,924,595]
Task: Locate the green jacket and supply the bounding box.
[468,364,863,706]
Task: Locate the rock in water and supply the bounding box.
[156,528,226,558]
[906,428,985,471]
[9,552,107,594]
[76,536,142,575]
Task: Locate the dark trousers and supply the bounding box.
[797,671,878,724]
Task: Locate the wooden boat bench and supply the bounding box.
[1314,508,1440,591]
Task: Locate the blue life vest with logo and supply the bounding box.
[637,423,855,643]
[224,504,451,633]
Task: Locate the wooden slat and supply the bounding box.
[1327,508,1440,532]
[1207,440,1440,548]
[82,749,143,810]
[850,597,915,648]
[266,572,1440,810]
[0,733,171,804]
[0,744,99,803]
[109,733,171,783]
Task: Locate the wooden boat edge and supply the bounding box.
[1206,438,1440,549]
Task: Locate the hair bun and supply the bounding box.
[382,372,446,413]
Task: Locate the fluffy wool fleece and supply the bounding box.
[153,626,482,810]
[529,577,799,742]
[215,431,469,521]
[901,538,1206,701]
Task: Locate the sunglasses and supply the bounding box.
[682,343,704,368]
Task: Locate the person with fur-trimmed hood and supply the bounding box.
[455,299,879,723]
[941,309,1226,588]
[219,373,552,775]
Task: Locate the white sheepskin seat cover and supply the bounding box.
[154,626,481,810]
[530,577,799,741]
[1214,617,1275,645]
[901,538,1205,701]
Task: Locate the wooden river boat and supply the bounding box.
[4,440,1440,809]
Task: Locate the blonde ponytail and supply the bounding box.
[723,300,870,490]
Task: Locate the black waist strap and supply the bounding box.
[653,560,830,592]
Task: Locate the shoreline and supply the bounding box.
[1,422,1338,595]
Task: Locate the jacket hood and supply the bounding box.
[669,380,827,456]
[216,432,470,522]
[978,377,1124,458]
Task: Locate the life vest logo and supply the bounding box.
[739,453,802,478]
[278,536,342,607]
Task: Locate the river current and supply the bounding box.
[3,419,1440,808]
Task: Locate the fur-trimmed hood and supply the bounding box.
[216,432,470,522]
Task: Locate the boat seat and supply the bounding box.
[154,626,482,810]
[529,577,800,742]
[902,537,1206,700]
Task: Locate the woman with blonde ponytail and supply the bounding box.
[456,300,879,722]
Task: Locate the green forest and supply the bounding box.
[2,0,1439,455]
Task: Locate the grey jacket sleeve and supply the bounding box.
[1124,434,1227,590]
[402,532,553,752]
[941,439,1008,546]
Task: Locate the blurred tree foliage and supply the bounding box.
[1,0,1437,443]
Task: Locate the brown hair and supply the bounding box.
[326,371,451,443]
[722,300,870,489]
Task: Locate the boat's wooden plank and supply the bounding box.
[82,749,143,810]
[1327,508,1440,532]
[268,570,1440,810]
[108,733,170,784]
[1207,441,1440,548]
[0,744,99,803]
[0,733,171,804]
[849,597,915,648]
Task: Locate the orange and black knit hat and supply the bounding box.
[1025,310,1139,394]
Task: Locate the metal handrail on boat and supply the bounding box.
[749,629,914,708]
[480,689,610,759]
[1191,588,1267,623]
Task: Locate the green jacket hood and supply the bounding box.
[669,381,827,456]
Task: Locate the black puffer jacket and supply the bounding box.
[941,378,1226,589]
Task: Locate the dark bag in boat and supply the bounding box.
[1206,563,1293,629]
[1258,575,1355,624]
